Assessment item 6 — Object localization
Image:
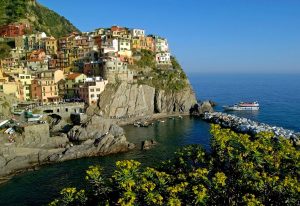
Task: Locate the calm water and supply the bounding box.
[0,74,299,205]
[190,73,300,131]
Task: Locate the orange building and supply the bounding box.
[131,36,155,52]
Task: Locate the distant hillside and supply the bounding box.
[0,0,80,38]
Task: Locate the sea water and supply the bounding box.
[0,74,299,205]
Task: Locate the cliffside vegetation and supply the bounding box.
[49,125,300,206]
[0,0,79,38]
[132,50,188,92]
[0,41,12,59]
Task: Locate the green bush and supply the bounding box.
[135,49,156,69]
[0,42,12,59]
[50,125,300,206]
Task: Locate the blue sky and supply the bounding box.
[39,0,300,74]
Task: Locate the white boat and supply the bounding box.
[223,101,259,111]
[27,114,43,122]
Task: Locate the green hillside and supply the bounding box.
[0,0,80,38]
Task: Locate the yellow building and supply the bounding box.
[44,36,58,55]
[17,74,32,101]
[65,73,87,98]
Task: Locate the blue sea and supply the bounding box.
[190,73,300,131]
[0,74,299,205]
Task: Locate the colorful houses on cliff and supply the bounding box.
[0,25,173,105]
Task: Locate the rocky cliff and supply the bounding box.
[97,82,197,119]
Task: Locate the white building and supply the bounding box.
[118,38,132,57]
[131,29,145,37]
[101,38,118,54]
[156,52,171,65]
[155,37,169,53]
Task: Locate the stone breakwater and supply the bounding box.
[203,112,300,142]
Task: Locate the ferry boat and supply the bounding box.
[223,101,259,111]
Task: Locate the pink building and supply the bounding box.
[77,77,108,105]
[31,70,64,103]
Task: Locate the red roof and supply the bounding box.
[67,73,81,80]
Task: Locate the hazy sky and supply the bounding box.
[39,0,300,74]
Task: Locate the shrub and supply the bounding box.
[50,125,300,206]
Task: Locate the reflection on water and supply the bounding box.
[0,117,211,206]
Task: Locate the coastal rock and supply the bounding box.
[97,82,197,118]
[141,140,157,150]
[47,114,68,133]
[0,115,133,180]
[67,116,123,141]
[155,87,197,113]
[43,136,69,149]
[209,100,217,107]
[190,101,214,116]
[22,124,50,146]
[0,156,5,168]
[60,134,134,161]
[98,83,155,118]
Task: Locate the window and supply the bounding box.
[65,108,68,112]
[96,88,100,92]
[90,89,94,92]
[91,94,94,98]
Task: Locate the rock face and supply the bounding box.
[0,93,18,118]
[98,82,197,118]
[155,87,197,113]
[23,124,50,146]
[0,116,134,179]
[67,116,124,141]
[98,83,155,118]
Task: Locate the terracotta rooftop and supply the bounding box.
[67,73,81,80]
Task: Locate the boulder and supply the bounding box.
[141,139,157,150]
[190,101,214,116]
[23,124,50,146]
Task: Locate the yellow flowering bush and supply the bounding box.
[50,124,299,206]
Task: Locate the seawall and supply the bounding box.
[202,112,300,143]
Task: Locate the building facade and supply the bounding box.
[77,77,108,105]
